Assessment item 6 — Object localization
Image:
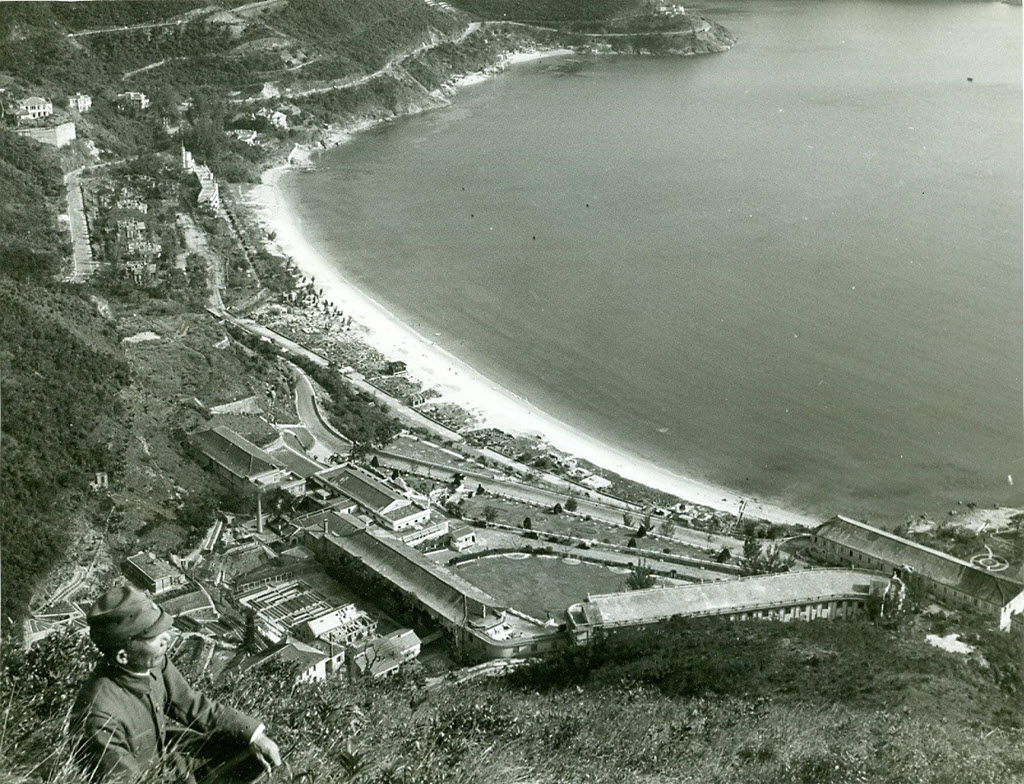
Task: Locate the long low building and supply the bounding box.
[296,508,896,658]
[299,509,568,658]
[809,516,1024,630]
[566,569,887,644]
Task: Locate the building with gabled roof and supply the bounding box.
[314,465,429,530]
[293,603,376,647]
[264,442,325,479]
[189,426,304,494]
[238,638,337,683]
[449,525,476,552]
[17,96,52,121]
[567,569,888,645]
[299,509,567,659]
[809,515,1024,630]
[346,628,421,679]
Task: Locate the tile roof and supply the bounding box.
[382,502,421,521]
[814,516,1023,606]
[298,509,497,625]
[276,639,330,669]
[189,426,282,480]
[317,465,402,512]
[575,569,881,628]
[265,443,324,479]
[158,589,214,617]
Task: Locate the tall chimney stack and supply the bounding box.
[256,495,264,534]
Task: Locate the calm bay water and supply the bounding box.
[282,0,1023,525]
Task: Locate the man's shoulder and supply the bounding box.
[73,665,118,716]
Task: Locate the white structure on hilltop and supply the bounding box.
[17,96,52,122]
[68,93,92,113]
[116,91,149,111]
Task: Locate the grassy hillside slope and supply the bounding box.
[2,618,1021,783]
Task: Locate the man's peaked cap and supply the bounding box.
[87,584,172,652]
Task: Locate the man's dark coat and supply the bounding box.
[71,657,260,782]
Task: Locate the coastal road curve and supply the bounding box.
[292,369,354,458]
[221,309,786,536]
[217,309,467,442]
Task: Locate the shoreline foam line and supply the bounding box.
[249,59,821,530]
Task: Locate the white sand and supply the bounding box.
[453,48,575,88]
[248,56,822,530]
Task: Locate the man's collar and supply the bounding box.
[98,660,156,696]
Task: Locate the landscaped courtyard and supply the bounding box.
[454,554,631,620]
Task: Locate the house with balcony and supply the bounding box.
[17,96,52,122]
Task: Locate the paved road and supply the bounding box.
[233,22,482,104]
[180,214,224,310]
[444,524,736,582]
[374,450,743,553]
[220,310,469,441]
[222,310,755,544]
[65,169,96,282]
[292,369,353,458]
[67,6,214,37]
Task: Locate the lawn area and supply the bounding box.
[461,494,712,560]
[454,554,630,619]
[388,434,482,469]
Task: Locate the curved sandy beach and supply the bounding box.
[251,163,820,530]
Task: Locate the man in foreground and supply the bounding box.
[72,585,282,782]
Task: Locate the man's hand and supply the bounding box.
[250,731,282,775]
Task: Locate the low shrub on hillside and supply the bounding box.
[4,619,1024,784]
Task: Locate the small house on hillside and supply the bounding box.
[68,93,92,113]
[116,91,149,111]
[17,96,52,122]
[347,628,421,679]
[240,639,337,683]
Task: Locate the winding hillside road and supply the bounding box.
[292,369,353,458]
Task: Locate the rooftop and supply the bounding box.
[814,516,1023,606]
[299,509,498,625]
[265,442,324,479]
[317,465,403,512]
[189,426,282,480]
[574,569,882,628]
[125,552,180,582]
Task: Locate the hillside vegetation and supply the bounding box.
[452,0,649,23]
[2,618,1021,783]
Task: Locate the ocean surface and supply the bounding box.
[281,0,1023,526]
